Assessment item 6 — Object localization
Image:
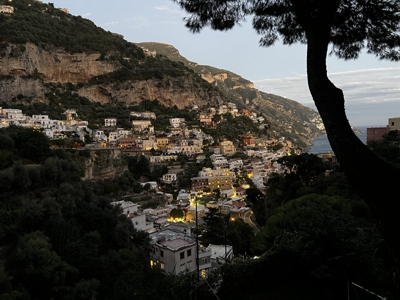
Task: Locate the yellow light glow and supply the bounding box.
[167,217,185,223]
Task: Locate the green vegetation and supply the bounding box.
[170,208,184,219]
[215,114,268,141]
[0,0,229,94]
[0,115,396,299]
[0,124,217,300]
[0,0,144,57]
[368,130,400,168]
[136,42,324,147]
[214,155,393,299]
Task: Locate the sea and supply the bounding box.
[307,126,367,154]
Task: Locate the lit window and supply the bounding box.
[150,260,154,267]
[201,269,207,278]
[160,263,164,270]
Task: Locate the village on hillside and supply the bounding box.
[0,102,330,276]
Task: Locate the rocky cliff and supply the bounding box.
[0,42,223,109]
[80,148,126,181]
[136,42,324,146]
[0,0,323,147]
[0,43,115,83]
[77,76,223,109]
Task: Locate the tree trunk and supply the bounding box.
[306,28,400,296]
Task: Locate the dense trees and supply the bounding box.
[0,128,214,299]
[214,168,393,299]
[368,130,400,168]
[0,125,50,166]
[172,0,400,292]
[1,123,396,298]
[0,0,145,57]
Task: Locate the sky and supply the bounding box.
[49,0,400,127]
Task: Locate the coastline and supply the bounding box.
[308,127,367,154]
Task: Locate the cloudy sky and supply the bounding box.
[50,0,400,127]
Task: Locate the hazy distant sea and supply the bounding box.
[308,127,367,154]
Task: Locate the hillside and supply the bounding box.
[136,42,324,145]
[0,0,322,147]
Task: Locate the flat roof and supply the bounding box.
[160,237,195,251]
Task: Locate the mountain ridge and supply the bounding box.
[0,0,323,147]
[136,42,324,146]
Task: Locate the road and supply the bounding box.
[243,209,260,234]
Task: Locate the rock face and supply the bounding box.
[81,148,126,180]
[78,78,224,108]
[0,43,223,108]
[0,43,115,83]
[135,42,325,146]
[0,77,49,104]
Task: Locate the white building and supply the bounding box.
[104,118,117,127]
[163,173,178,184]
[141,181,158,190]
[149,229,212,276]
[207,244,233,268]
[130,111,156,119]
[110,200,139,215]
[93,130,107,142]
[169,118,185,128]
[129,212,154,232]
[132,120,152,132]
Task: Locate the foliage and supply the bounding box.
[88,55,196,84]
[173,0,400,61]
[265,155,363,220]
[245,187,267,227]
[214,114,268,141]
[248,194,392,299]
[127,155,150,180]
[201,208,253,255]
[368,130,400,168]
[0,0,145,58]
[0,125,51,167]
[277,153,327,186]
[201,208,226,245]
[0,128,217,299]
[170,208,184,219]
[172,2,400,295]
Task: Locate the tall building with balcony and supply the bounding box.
[149,230,211,276]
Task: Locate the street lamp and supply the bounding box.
[195,195,200,283]
[224,219,228,262]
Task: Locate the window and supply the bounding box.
[160,250,164,258]
[187,261,192,270]
[201,258,208,265]
[180,252,185,260]
[180,264,186,272]
[201,269,207,278]
[187,249,192,257]
[160,263,164,270]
